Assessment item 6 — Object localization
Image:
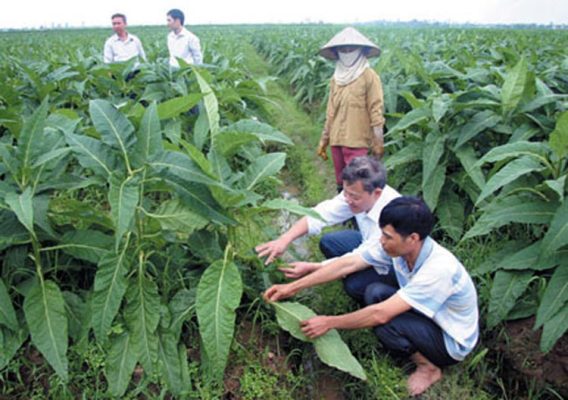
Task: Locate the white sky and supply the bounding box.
[1,0,567,29]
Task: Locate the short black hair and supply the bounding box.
[379,196,434,240]
[111,13,127,23]
[167,9,185,25]
[341,156,387,193]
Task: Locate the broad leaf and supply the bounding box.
[487,270,533,328]
[272,302,366,380]
[18,96,49,180]
[89,99,136,169]
[158,332,190,395]
[240,153,286,190]
[148,199,208,235]
[196,255,243,383]
[193,68,220,143]
[549,110,568,159]
[261,198,325,221]
[24,279,68,381]
[422,132,445,184]
[135,102,162,163]
[540,306,568,353]
[422,163,446,212]
[91,244,130,343]
[64,132,117,177]
[464,195,557,239]
[535,264,568,329]
[108,174,139,249]
[478,141,548,165]
[222,120,293,145]
[59,230,113,264]
[105,333,138,397]
[501,58,528,114]
[476,156,545,205]
[5,188,35,238]
[157,94,201,120]
[454,110,501,149]
[0,278,18,331]
[540,200,568,257]
[124,269,161,375]
[436,190,464,242]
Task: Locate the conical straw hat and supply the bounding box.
[319,27,381,60]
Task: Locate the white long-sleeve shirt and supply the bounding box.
[103,33,146,64]
[306,185,400,258]
[167,28,203,68]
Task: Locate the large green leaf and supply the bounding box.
[495,241,566,272]
[89,99,137,169]
[108,174,139,249]
[422,163,446,212]
[147,199,208,235]
[261,198,325,221]
[222,120,293,145]
[478,141,549,166]
[212,131,258,157]
[540,200,568,257]
[0,278,18,331]
[91,244,130,343]
[272,301,366,380]
[165,178,236,225]
[463,195,557,239]
[501,58,528,115]
[5,187,35,238]
[388,107,430,134]
[436,190,464,242]
[23,279,68,381]
[422,131,445,184]
[168,288,196,339]
[157,332,190,395]
[487,270,533,329]
[124,269,161,375]
[193,68,220,145]
[240,153,286,190]
[135,102,162,164]
[540,306,568,353]
[64,133,117,177]
[535,264,568,329]
[62,291,89,343]
[196,254,243,382]
[455,145,485,190]
[149,151,224,187]
[0,327,27,370]
[58,230,113,264]
[475,156,545,205]
[549,111,568,159]
[454,110,501,149]
[17,96,49,181]
[105,333,138,397]
[157,94,201,120]
[384,143,422,171]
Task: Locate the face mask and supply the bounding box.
[337,49,362,67]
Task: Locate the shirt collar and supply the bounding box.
[172,27,188,38]
[365,185,391,221]
[397,236,434,275]
[113,33,132,42]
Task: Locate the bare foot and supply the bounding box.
[407,352,443,396]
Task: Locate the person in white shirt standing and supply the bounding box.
[256,156,400,303]
[103,14,146,64]
[166,9,203,68]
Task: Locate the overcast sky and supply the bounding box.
[1,0,567,29]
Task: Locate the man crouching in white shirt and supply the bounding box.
[264,196,479,397]
[256,156,400,303]
[166,9,203,68]
[103,13,146,64]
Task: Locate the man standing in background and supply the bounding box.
[167,9,203,68]
[103,13,146,64]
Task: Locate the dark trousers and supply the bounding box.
[364,282,458,367]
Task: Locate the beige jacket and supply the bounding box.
[320,68,385,148]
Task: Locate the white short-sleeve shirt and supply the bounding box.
[103,33,146,64]
[168,28,203,68]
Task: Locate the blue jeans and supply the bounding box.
[364,283,458,367]
[319,230,397,303]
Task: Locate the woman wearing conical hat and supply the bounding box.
[317,27,385,192]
